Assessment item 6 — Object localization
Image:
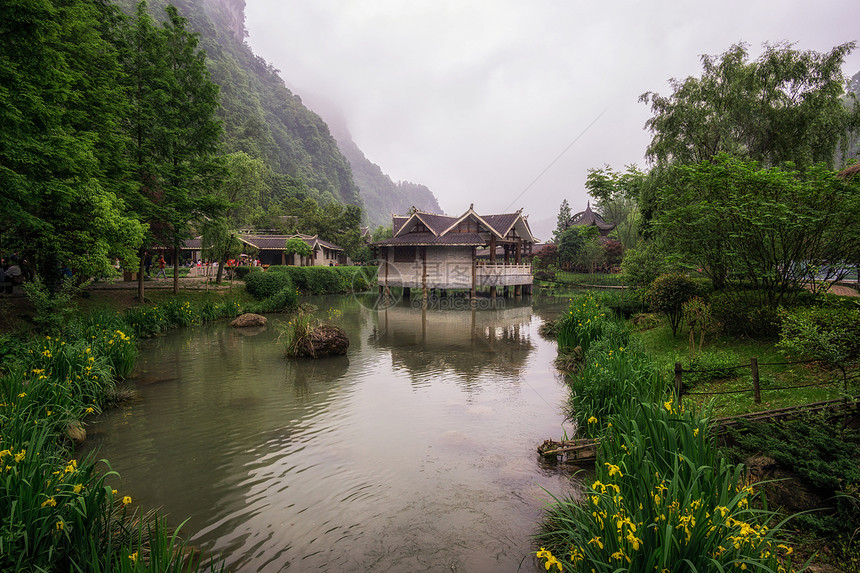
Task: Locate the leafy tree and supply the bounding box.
[208,151,266,283]
[0,0,145,290]
[284,237,313,262]
[777,305,860,389]
[557,225,600,271]
[640,42,860,170]
[646,273,700,337]
[123,2,222,298]
[585,165,644,249]
[656,154,860,306]
[620,241,673,289]
[371,225,393,242]
[552,199,572,243]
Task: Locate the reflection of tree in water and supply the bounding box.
[372,305,535,387]
[282,355,349,398]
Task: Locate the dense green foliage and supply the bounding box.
[656,155,860,302]
[1,298,245,571]
[646,274,700,337]
[265,265,373,295]
[0,0,146,288]
[777,303,860,385]
[542,296,802,572]
[730,417,860,540]
[641,42,860,169]
[538,402,798,572]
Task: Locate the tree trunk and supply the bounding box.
[137,247,145,303]
[172,245,179,295]
[216,256,224,284]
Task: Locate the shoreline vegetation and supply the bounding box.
[0,266,370,571]
[537,283,860,572]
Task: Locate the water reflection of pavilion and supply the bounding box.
[371,303,534,383]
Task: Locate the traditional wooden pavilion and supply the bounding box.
[183,233,348,267]
[373,206,537,300]
[568,202,616,236]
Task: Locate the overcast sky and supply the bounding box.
[244,1,860,238]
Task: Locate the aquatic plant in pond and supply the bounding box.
[538,401,800,572]
[277,308,318,357]
[0,298,244,571]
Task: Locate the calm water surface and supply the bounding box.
[82,295,574,572]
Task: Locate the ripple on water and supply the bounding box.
[86,296,574,572]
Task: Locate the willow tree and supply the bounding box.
[640,42,860,170]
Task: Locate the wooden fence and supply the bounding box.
[673,358,831,406]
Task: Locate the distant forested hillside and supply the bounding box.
[336,133,443,227]
[117,0,360,211]
[125,0,442,225]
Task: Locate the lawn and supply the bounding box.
[634,316,855,417]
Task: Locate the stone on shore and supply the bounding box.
[66,422,86,445]
[231,313,267,328]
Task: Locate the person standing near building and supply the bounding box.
[155,255,166,279]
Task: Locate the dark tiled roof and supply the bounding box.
[375,233,486,246]
[392,216,408,235]
[240,234,344,251]
[481,213,519,236]
[416,212,458,235]
[569,204,615,231]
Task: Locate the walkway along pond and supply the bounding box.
[80,294,574,572]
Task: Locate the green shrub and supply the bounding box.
[646,273,700,337]
[684,349,740,386]
[243,270,293,300]
[232,266,259,280]
[710,290,782,337]
[730,416,860,539]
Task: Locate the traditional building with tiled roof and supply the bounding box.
[184,233,349,267]
[567,202,616,236]
[373,206,538,300]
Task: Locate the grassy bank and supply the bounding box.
[0,294,253,571]
[535,291,860,571]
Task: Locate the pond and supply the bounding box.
[80,294,575,572]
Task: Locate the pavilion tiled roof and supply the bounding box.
[375,232,486,246]
[569,203,615,231]
[374,207,537,247]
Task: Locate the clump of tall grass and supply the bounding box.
[537,401,801,572]
[569,338,666,439]
[0,298,243,571]
[555,294,611,355]
[277,309,318,357]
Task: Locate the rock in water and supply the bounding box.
[297,324,349,357]
[66,422,86,445]
[231,313,267,328]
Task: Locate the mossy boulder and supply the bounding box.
[294,324,349,358]
[230,313,267,328]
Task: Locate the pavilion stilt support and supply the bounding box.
[515,285,522,298]
[490,286,496,299]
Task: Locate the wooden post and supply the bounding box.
[674,362,683,405]
[422,246,428,305]
[751,357,761,404]
[471,247,477,301]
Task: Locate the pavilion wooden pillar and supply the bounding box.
[514,239,523,298]
[470,246,477,302]
[422,246,428,307]
[489,236,497,299]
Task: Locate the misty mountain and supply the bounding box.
[123,0,440,226]
[292,92,444,227]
